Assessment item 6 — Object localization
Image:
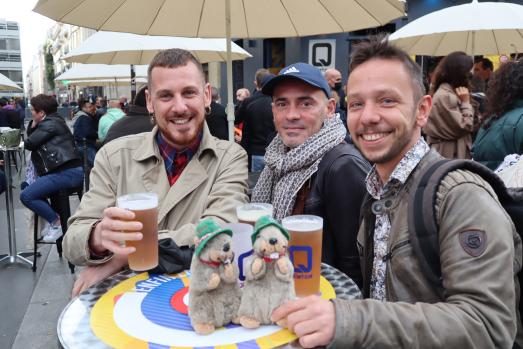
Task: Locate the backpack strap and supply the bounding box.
[409,158,515,296]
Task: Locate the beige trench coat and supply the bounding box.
[63,124,249,266]
[424,83,475,159]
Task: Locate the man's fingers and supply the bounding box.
[102,231,143,242]
[103,206,135,220]
[271,296,313,322]
[299,331,330,349]
[102,240,136,255]
[101,219,142,233]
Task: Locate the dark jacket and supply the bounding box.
[235,90,276,157]
[25,113,81,176]
[73,110,98,147]
[472,100,523,170]
[103,105,154,145]
[303,141,371,288]
[206,101,229,140]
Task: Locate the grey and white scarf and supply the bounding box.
[252,116,346,220]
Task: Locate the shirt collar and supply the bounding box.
[366,137,430,199]
[156,131,202,161]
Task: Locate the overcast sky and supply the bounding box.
[3,0,55,76]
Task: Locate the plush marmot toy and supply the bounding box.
[188,219,241,335]
[238,216,295,328]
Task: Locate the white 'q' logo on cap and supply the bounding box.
[283,66,299,74]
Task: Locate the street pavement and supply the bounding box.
[0,151,81,349]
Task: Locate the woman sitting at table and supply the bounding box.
[21,94,83,243]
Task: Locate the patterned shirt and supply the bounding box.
[156,131,202,186]
[366,138,430,300]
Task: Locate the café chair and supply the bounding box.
[33,186,83,273]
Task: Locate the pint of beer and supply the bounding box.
[117,192,159,271]
[282,215,323,297]
[236,203,273,226]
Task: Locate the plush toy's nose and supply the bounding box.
[223,243,230,252]
[269,238,278,245]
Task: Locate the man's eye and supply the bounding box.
[184,90,197,97]
[348,102,363,109]
[382,98,396,105]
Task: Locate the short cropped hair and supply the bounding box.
[147,49,204,84]
[133,85,148,107]
[255,68,272,88]
[349,36,425,102]
[30,94,58,115]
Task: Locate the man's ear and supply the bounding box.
[145,89,154,114]
[326,97,337,118]
[203,83,212,109]
[415,95,432,128]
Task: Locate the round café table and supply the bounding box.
[58,263,362,349]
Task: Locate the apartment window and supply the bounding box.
[7,38,20,50]
[7,22,18,31]
[0,24,6,30]
[0,39,5,50]
[0,53,21,62]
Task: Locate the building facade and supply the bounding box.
[0,19,23,98]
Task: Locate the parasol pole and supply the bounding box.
[225,0,235,142]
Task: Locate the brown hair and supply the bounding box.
[483,59,523,128]
[147,49,204,84]
[349,35,425,102]
[430,51,472,95]
[30,94,58,115]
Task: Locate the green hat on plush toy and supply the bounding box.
[194,219,232,257]
[251,215,289,244]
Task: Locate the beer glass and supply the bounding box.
[236,203,273,226]
[117,192,159,271]
[282,215,323,297]
[223,222,254,287]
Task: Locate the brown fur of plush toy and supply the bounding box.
[188,233,241,335]
[237,225,295,329]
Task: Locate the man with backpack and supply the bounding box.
[271,37,522,348]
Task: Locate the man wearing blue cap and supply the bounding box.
[251,62,370,288]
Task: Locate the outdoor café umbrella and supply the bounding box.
[54,64,148,81]
[0,72,22,91]
[62,31,252,65]
[389,0,523,56]
[34,0,406,141]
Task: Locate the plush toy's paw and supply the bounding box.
[276,318,288,328]
[223,263,235,281]
[276,258,289,274]
[193,322,215,335]
[207,273,220,290]
[232,316,241,325]
[240,315,261,329]
[252,258,263,275]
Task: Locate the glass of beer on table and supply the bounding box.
[282,215,323,297]
[236,203,273,226]
[117,192,159,271]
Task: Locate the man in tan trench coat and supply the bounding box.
[64,49,248,296]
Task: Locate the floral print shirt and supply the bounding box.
[365,138,430,300]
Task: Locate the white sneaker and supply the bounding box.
[43,225,63,243]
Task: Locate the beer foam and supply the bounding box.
[117,193,158,210]
[236,204,273,221]
[282,216,323,232]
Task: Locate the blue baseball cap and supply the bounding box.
[261,62,332,98]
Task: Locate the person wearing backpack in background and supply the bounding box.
[271,37,522,349]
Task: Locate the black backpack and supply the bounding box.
[408,159,523,317]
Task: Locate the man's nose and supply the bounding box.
[170,95,188,114]
[359,102,380,124]
[286,104,300,120]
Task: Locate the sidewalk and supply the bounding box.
[0,168,81,349]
